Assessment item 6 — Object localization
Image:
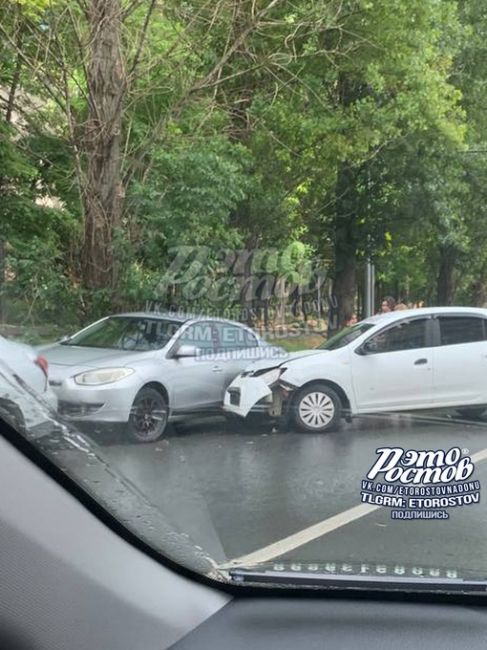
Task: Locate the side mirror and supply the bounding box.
[174,344,199,358]
[356,339,377,356]
[59,335,71,343]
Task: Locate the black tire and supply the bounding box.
[127,387,168,443]
[0,399,26,434]
[456,407,486,420]
[292,383,341,433]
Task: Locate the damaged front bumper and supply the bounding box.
[223,375,295,418]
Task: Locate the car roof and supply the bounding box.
[110,311,190,323]
[362,306,487,326]
[109,311,252,328]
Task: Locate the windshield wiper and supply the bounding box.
[228,567,487,594]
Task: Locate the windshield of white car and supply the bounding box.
[318,323,375,351]
[62,317,181,351]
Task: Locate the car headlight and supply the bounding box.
[74,367,135,386]
[252,367,284,385]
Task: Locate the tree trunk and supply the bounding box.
[241,245,255,325]
[1,22,23,322]
[82,0,125,294]
[0,240,5,323]
[436,246,455,305]
[5,27,23,124]
[327,75,364,336]
[471,261,487,307]
[328,163,358,335]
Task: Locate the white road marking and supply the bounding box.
[219,503,381,569]
[471,447,487,463]
[219,444,487,570]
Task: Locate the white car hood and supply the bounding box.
[247,349,324,373]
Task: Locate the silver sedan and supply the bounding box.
[40,312,284,442]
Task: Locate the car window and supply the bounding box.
[367,318,428,353]
[176,322,218,352]
[214,323,258,351]
[438,317,485,345]
[319,323,374,350]
[63,317,181,350]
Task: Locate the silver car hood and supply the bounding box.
[40,344,145,368]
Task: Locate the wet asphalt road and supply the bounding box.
[46,410,487,579]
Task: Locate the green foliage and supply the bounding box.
[129,139,250,249]
[1,0,487,327]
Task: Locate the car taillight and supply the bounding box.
[35,355,49,378]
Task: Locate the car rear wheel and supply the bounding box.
[128,388,168,442]
[456,407,486,420]
[292,383,341,433]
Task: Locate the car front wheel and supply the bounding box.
[128,388,168,442]
[292,383,341,433]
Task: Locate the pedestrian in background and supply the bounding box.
[344,313,358,327]
[380,296,396,313]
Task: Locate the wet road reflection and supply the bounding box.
[40,411,487,576]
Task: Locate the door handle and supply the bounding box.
[414,358,428,365]
[212,365,223,373]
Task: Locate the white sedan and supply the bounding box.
[223,307,487,433]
